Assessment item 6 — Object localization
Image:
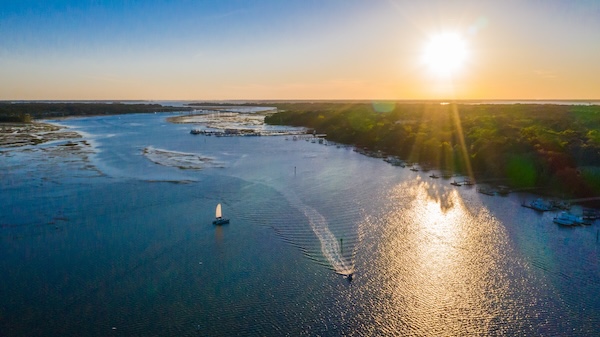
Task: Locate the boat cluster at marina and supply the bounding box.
[521,198,566,212]
[519,198,600,227]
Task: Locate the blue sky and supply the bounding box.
[1,0,599,100]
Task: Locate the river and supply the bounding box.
[1,111,599,336]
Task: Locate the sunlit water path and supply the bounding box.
[1,112,599,336]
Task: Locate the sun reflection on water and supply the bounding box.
[355,178,537,335]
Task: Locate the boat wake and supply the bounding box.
[230,174,361,279]
[283,191,355,277]
[300,203,355,276]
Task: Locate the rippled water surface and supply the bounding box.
[1,112,599,336]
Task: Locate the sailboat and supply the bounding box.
[212,203,230,225]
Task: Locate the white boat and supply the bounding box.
[212,203,230,225]
[553,211,589,226]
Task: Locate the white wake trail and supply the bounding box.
[284,191,354,275]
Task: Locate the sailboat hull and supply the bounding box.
[212,218,230,225]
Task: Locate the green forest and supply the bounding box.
[265,102,600,198]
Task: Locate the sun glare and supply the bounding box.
[422,32,468,77]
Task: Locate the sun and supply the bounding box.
[422,32,468,77]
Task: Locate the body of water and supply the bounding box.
[1,112,599,336]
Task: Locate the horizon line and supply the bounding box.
[3,98,600,103]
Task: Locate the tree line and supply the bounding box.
[0,102,191,122]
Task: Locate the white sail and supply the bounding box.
[215,203,222,218]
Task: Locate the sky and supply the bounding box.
[1,0,599,100]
